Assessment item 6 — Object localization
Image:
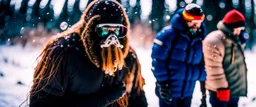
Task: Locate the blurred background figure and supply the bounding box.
[203,9,248,107]
[151,3,206,107]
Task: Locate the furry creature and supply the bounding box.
[30,0,146,107]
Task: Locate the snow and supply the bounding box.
[0,44,256,107]
[0,45,41,107]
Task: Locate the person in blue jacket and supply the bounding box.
[151,3,207,107]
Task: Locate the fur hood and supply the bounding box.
[81,0,130,68]
[60,0,131,68]
[217,21,234,35]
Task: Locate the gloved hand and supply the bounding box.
[106,82,126,103]
[113,69,127,85]
[156,82,172,104]
[216,88,230,102]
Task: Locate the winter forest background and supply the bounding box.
[0,0,256,107]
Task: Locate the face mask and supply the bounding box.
[239,30,249,44]
[95,24,127,48]
[100,33,124,48]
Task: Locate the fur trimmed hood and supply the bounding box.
[217,21,234,35]
[43,0,130,68]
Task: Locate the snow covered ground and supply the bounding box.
[0,44,256,107]
[0,45,41,107]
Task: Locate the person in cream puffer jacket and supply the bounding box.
[203,9,248,107]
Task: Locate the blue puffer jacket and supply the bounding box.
[151,9,207,98]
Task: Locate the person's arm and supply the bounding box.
[203,33,228,89]
[151,29,173,83]
[151,29,174,104]
[29,41,71,106]
[203,33,230,101]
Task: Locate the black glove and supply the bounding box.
[106,82,126,104]
[113,69,127,85]
[156,82,172,104]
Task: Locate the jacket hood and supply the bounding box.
[217,21,234,35]
[170,9,188,31]
[80,0,130,68]
[170,8,207,36]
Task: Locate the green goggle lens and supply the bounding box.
[95,24,127,38]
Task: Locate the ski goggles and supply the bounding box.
[95,23,128,38]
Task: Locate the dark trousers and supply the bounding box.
[155,86,192,107]
[209,91,239,107]
[159,96,192,107]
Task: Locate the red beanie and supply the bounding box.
[222,9,245,29]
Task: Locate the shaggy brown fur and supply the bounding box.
[30,0,144,107]
[80,4,130,70]
[124,48,145,94]
[101,45,125,75]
